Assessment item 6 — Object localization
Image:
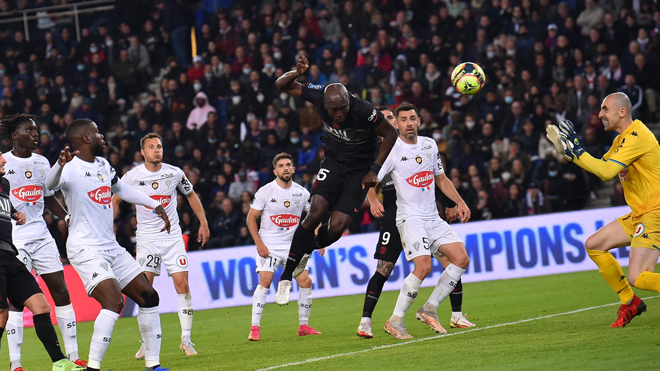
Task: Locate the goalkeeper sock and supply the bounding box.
[586,249,634,304]
[391,273,423,322]
[633,271,660,293]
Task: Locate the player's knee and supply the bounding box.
[260,277,273,288]
[50,286,71,305]
[415,263,432,279]
[376,262,395,279]
[453,254,470,269]
[297,275,312,288]
[30,298,51,315]
[584,234,597,251]
[140,290,160,308]
[104,296,124,313]
[327,222,346,239]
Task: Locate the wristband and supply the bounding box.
[65,214,71,226]
[369,163,382,175]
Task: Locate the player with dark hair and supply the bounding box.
[113,132,209,357]
[357,106,475,338]
[45,119,171,371]
[246,152,321,341]
[0,113,86,370]
[274,53,398,304]
[0,151,85,371]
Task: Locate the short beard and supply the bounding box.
[92,143,105,156]
[277,173,292,183]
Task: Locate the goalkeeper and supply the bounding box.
[547,92,660,328]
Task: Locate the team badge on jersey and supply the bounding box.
[152,181,159,189]
[406,171,433,191]
[24,170,32,178]
[284,200,290,208]
[12,185,43,206]
[415,155,422,164]
[97,172,104,181]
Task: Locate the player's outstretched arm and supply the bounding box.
[45,146,78,190]
[186,191,210,247]
[111,178,170,232]
[435,173,470,223]
[246,207,269,258]
[364,119,398,189]
[572,154,624,181]
[275,53,308,98]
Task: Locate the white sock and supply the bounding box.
[451,311,463,320]
[177,293,193,343]
[55,304,79,361]
[427,264,466,309]
[392,274,423,321]
[7,311,23,368]
[88,309,119,369]
[138,306,162,368]
[298,287,313,326]
[251,285,269,327]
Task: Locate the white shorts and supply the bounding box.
[14,237,63,276]
[67,244,143,296]
[255,244,309,273]
[397,217,462,262]
[136,238,188,277]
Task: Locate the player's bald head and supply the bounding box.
[324,83,349,106]
[604,92,633,118]
[65,119,95,148]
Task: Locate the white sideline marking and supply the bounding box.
[257,295,660,370]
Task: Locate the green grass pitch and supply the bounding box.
[6,268,660,370]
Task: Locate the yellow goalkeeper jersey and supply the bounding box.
[603,119,660,217]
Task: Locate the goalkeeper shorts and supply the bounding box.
[617,211,660,251]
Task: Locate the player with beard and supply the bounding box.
[112,133,209,357]
[274,53,398,305]
[246,153,322,341]
[0,114,87,370]
[375,103,471,339]
[45,119,171,371]
[357,107,475,338]
[0,152,85,371]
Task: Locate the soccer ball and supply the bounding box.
[451,62,486,96]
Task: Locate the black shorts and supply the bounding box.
[311,156,370,220]
[0,250,43,309]
[373,219,403,264]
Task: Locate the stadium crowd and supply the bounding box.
[0,0,659,253]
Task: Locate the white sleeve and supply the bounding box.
[45,162,65,191]
[433,141,445,176]
[250,187,267,211]
[377,145,396,182]
[177,168,194,196]
[112,178,160,208]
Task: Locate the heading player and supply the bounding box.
[0,152,84,371]
[246,153,321,341]
[45,119,171,371]
[113,133,209,357]
[0,114,86,369]
[357,107,475,338]
[274,53,398,305]
[547,92,660,327]
[376,103,471,339]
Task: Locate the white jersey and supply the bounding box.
[250,180,310,248]
[377,136,444,220]
[49,156,119,249]
[120,163,192,241]
[3,151,54,242]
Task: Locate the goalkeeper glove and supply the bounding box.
[557,120,585,159]
[546,125,574,159]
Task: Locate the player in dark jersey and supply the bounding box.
[357,107,476,338]
[0,152,85,371]
[274,53,398,305]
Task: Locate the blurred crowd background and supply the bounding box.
[0,0,658,254]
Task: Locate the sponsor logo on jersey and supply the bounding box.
[270,198,277,203]
[87,186,112,208]
[634,223,645,237]
[307,83,323,90]
[146,195,172,209]
[152,181,159,189]
[176,255,188,268]
[400,156,408,161]
[284,200,290,208]
[630,131,638,137]
[368,109,377,122]
[406,171,434,191]
[270,214,300,230]
[7,169,15,175]
[24,170,32,179]
[84,172,92,177]
[11,185,43,205]
[138,181,146,186]
[619,168,628,181]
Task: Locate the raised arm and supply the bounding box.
[275,53,309,99]
[45,146,78,190]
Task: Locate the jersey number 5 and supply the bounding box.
[316,168,330,181]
